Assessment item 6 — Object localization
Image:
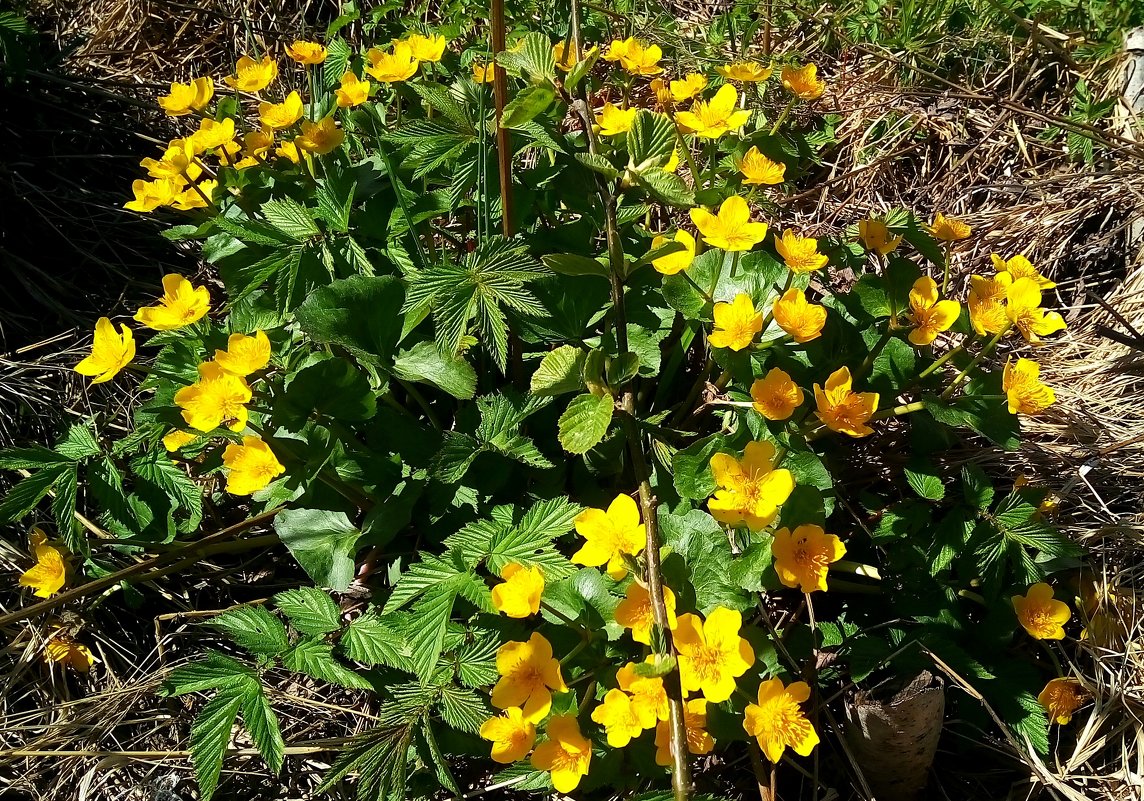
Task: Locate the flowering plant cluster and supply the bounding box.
[3,13,1090,800]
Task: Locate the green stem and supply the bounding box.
[871,400,926,420]
[758,271,794,335]
[940,326,1010,399]
[768,98,796,136]
[682,271,714,305]
[917,343,965,380]
[854,329,894,381]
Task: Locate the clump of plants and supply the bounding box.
[4,12,1088,800]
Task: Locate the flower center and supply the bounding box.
[688,644,726,682]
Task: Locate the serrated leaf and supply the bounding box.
[284,637,372,689]
[530,345,587,396]
[635,169,695,207]
[393,340,477,399]
[540,253,609,278]
[402,587,455,677]
[500,85,555,128]
[0,465,66,523]
[261,198,320,241]
[0,445,71,470]
[54,425,101,460]
[131,449,203,533]
[207,606,290,658]
[190,689,244,801]
[626,109,676,165]
[575,152,619,180]
[163,653,257,696]
[241,686,285,774]
[342,611,409,669]
[557,393,614,454]
[436,685,490,734]
[905,460,946,501]
[274,587,341,636]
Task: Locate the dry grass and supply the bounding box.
[2,0,1143,799]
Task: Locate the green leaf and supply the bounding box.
[0,465,66,523]
[130,449,203,533]
[341,611,409,669]
[557,393,614,454]
[262,198,320,241]
[495,32,555,83]
[0,445,71,470]
[626,109,677,166]
[961,463,994,508]
[274,587,341,636]
[207,606,290,659]
[530,345,586,396]
[869,336,917,396]
[659,509,752,613]
[634,169,695,208]
[54,424,101,460]
[163,652,257,696]
[284,637,372,689]
[273,508,361,591]
[500,85,555,128]
[393,340,477,400]
[436,686,490,734]
[443,497,580,577]
[190,689,244,801]
[402,587,455,677]
[540,253,609,278]
[241,686,285,774]
[575,152,619,180]
[730,540,779,592]
[295,275,405,367]
[905,459,946,501]
[283,357,378,422]
[671,434,724,500]
[318,725,412,799]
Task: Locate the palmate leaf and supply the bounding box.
[190,690,244,801]
[401,237,547,371]
[318,724,414,801]
[341,611,409,669]
[443,496,580,578]
[284,637,372,689]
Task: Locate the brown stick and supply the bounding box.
[490,0,514,237]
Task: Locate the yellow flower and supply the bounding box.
[772,524,845,593]
[190,117,236,152]
[480,707,537,763]
[365,42,420,83]
[1006,278,1067,343]
[774,229,828,273]
[258,91,304,130]
[141,139,200,181]
[616,658,670,725]
[74,317,135,384]
[162,430,198,452]
[472,62,495,83]
[717,61,773,82]
[296,117,345,155]
[134,274,210,330]
[552,41,577,72]
[491,562,544,618]
[650,230,696,275]
[751,367,804,421]
[531,715,591,793]
[1038,678,1086,725]
[927,212,971,241]
[590,689,646,747]
[772,288,827,343]
[650,77,674,108]
[674,607,755,703]
[19,529,67,599]
[603,38,636,62]
[44,631,97,672]
[286,40,328,65]
[224,54,278,92]
[655,698,714,766]
[158,77,214,116]
[675,84,751,139]
[619,41,663,76]
[1003,358,1055,415]
[663,147,681,173]
[1012,582,1071,640]
[907,277,960,346]
[243,128,275,159]
[595,102,637,136]
[404,33,447,62]
[615,582,677,644]
[275,140,311,165]
[709,293,763,351]
[781,63,825,100]
[707,440,794,531]
[968,273,1012,336]
[991,253,1054,288]
[669,73,708,102]
[571,494,644,580]
[124,177,182,213]
[492,632,567,722]
[689,195,768,252]
[174,361,252,433]
[813,366,879,438]
[335,72,370,108]
[214,330,271,376]
[744,677,819,762]
[170,179,218,211]
[857,219,902,255]
[739,146,786,186]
